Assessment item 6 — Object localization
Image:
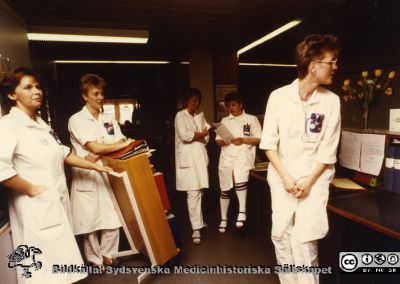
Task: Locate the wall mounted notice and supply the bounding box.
[339,131,385,176]
[339,131,362,171]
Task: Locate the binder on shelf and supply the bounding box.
[393,144,400,193]
[353,172,377,187]
[153,172,171,210]
[167,213,182,249]
[385,143,395,191]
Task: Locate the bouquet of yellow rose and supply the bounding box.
[341,69,396,129]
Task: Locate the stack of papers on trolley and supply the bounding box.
[105,139,152,160]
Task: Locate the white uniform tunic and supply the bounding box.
[260,79,341,243]
[0,107,86,284]
[68,106,122,235]
[217,111,262,191]
[174,109,209,191]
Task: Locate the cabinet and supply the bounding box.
[101,153,178,266]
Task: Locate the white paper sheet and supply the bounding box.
[389,109,400,132]
[339,131,385,176]
[119,103,134,124]
[214,123,235,143]
[360,133,385,175]
[339,131,362,171]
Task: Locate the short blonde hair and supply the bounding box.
[295,34,339,79]
[80,73,106,95]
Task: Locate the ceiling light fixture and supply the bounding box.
[28,26,148,44]
[237,19,302,56]
[54,60,169,64]
[239,63,296,67]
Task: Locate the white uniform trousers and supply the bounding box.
[272,220,319,284]
[83,228,120,265]
[186,190,205,230]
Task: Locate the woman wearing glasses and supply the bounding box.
[260,34,341,284]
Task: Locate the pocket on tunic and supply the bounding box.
[178,151,190,168]
[31,190,64,230]
[74,168,97,192]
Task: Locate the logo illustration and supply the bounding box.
[7,245,42,278]
[340,253,358,271]
[387,254,399,265]
[362,253,373,265]
[374,253,386,265]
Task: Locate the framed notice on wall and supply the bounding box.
[215,84,237,120]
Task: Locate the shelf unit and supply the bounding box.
[341,128,400,190]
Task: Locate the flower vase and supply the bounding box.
[363,109,369,130]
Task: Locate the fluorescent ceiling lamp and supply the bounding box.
[239,63,296,67]
[28,26,148,44]
[179,61,295,67]
[237,19,302,56]
[54,60,169,64]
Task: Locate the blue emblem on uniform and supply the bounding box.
[309,113,324,133]
[103,122,115,135]
[243,123,251,136]
[7,245,42,278]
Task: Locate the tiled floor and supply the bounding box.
[77,147,400,284]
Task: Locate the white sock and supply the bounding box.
[235,182,247,221]
[220,191,230,221]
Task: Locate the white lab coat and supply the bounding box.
[217,111,262,191]
[0,107,86,284]
[68,106,122,235]
[260,79,341,242]
[174,109,210,191]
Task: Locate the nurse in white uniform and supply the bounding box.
[0,68,112,283]
[175,88,210,244]
[68,74,133,268]
[260,35,341,284]
[216,92,261,233]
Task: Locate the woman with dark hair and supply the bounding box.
[260,34,341,284]
[216,91,262,233]
[0,68,112,283]
[174,87,210,244]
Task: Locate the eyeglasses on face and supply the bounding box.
[314,59,338,67]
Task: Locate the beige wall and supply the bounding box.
[189,49,214,123]
[0,0,31,117]
[0,0,31,70]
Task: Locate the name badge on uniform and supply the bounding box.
[103,122,115,135]
[49,129,63,145]
[309,113,325,133]
[243,123,251,136]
